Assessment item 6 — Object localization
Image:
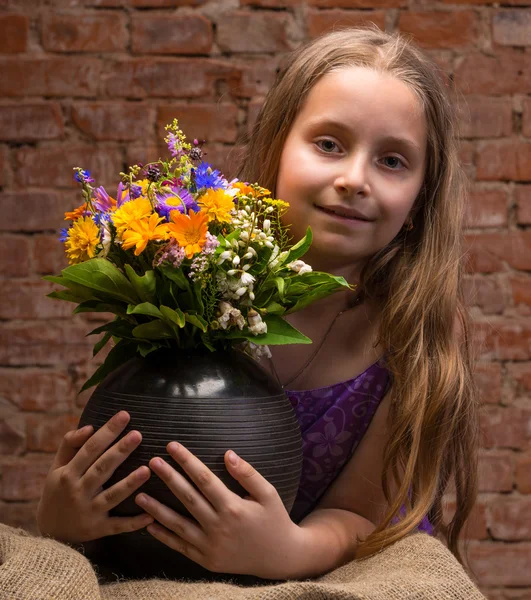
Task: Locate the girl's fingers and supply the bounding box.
[149,455,218,525]
[146,522,205,566]
[224,450,277,505]
[52,425,94,470]
[164,442,234,512]
[104,513,155,538]
[95,465,152,511]
[82,429,143,495]
[135,493,206,550]
[68,411,131,477]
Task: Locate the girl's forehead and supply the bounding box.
[296,66,426,143]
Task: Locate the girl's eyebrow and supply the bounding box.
[305,117,422,154]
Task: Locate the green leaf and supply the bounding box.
[263,301,286,315]
[273,276,286,301]
[137,341,163,358]
[124,265,157,304]
[185,313,208,333]
[93,331,112,357]
[227,314,311,346]
[80,340,138,393]
[61,258,140,305]
[47,290,87,304]
[286,277,350,314]
[132,320,174,339]
[160,266,191,291]
[73,300,129,320]
[285,227,312,264]
[127,302,164,319]
[87,319,136,339]
[160,305,185,328]
[43,275,95,302]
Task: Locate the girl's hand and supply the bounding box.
[36,411,154,544]
[135,442,304,580]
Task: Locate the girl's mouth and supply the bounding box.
[315,205,372,223]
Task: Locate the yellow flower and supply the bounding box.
[197,188,234,223]
[167,210,208,259]
[122,214,169,256]
[136,178,150,197]
[112,197,152,238]
[64,217,100,265]
[232,182,271,198]
[64,203,89,221]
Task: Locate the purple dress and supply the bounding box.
[285,358,434,534]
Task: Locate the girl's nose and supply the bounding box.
[333,154,370,197]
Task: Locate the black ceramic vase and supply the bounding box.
[77,347,302,581]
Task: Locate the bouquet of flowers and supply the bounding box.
[47,119,350,392]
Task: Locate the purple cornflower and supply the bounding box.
[74,169,94,184]
[116,182,129,208]
[59,228,70,243]
[129,183,142,200]
[194,162,226,191]
[156,187,199,221]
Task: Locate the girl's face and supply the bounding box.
[276,66,427,278]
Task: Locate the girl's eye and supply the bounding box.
[382,156,405,170]
[316,139,340,154]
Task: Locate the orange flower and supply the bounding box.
[64,203,89,221]
[167,210,208,259]
[232,182,271,198]
[122,214,169,256]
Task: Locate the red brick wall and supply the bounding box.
[0,0,530,596]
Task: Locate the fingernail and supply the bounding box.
[136,494,147,506]
[116,411,129,426]
[168,441,180,453]
[227,450,239,466]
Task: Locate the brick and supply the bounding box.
[0,15,28,54]
[0,58,103,97]
[493,10,531,47]
[307,9,386,38]
[443,0,530,4]
[0,456,51,501]
[32,234,68,275]
[72,102,154,142]
[130,0,207,4]
[455,51,531,95]
[398,11,479,50]
[0,146,7,187]
[157,103,238,143]
[459,140,476,178]
[463,277,505,314]
[475,361,502,405]
[517,452,531,493]
[232,58,280,99]
[511,276,531,315]
[106,58,241,99]
[0,192,68,232]
[480,405,531,449]
[465,232,531,273]
[0,501,39,533]
[42,12,127,53]
[523,98,531,137]
[0,104,64,143]
[0,368,71,412]
[507,362,531,394]
[132,14,212,55]
[473,318,531,360]
[0,281,76,320]
[516,185,531,225]
[0,320,94,366]
[242,0,315,5]
[0,235,30,276]
[307,0,405,7]
[0,419,25,455]
[490,497,531,541]
[26,414,79,453]
[478,450,514,492]
[15,146,122,189]
[466,186,508,228]
[467,542,531,586]
[443,495,488,540]
[459,96,513,139]
[217,12,295,54]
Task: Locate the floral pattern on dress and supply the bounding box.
[286,360,434,536]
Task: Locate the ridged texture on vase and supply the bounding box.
[77,348,302,580]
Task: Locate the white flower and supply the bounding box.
[240,341,272,361]
[101,221,112,257]
[240,272,255,286]
[288,260,312,275]
[248,309,267,335]
[217,250,232,265]
[218,301,245,330]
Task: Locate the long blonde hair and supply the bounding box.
[238,27,479,565]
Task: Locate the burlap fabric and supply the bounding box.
[0,523,485,600]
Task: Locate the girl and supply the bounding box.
[37,27,479,580]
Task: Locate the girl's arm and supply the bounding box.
[281,393,393,580]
